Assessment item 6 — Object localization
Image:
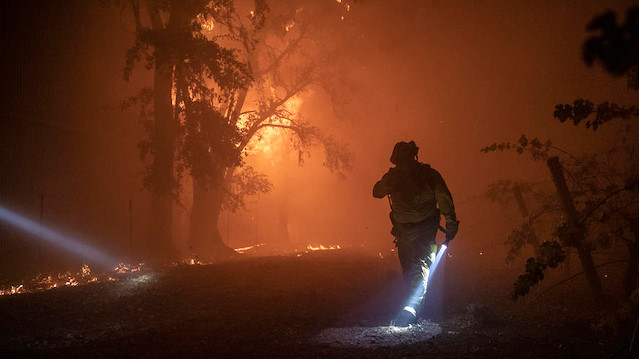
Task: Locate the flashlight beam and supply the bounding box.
[401,242,449,316]
[395,225,451,325]
[0,206,118,267]
[429,244,447,278]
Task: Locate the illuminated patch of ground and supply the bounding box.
[313,319,441,348]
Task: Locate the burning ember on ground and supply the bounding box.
[0,262,145,297]
[234,243,266,254]
[114,262,143,274]
[1,244,344,297]
[306,244,341,251]
[171,257,208,266]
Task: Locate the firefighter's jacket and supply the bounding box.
[373,161,456,224]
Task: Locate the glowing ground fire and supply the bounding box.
[1,257,210,297]
[0,206,118,267]
[0,262,144,296]
[234,243,265,254]
[307,244,341,251]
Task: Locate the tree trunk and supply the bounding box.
[144,0,198,261]
[189,176,236,258]
[276,201,291,246]
[547,156,604,304]
[272,142,291,248]
[147,59,177,261]
[624,220,639,296]
[512,184,541,257]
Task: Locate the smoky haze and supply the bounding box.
[0,0,637,278]
[243,0,637,257]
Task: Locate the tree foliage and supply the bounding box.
[486,180,560,263]
[583,6,639,89]
[480,4,639,307]
[554,99,639,131]
[481,134,552,160]
[117,0,258,198]
[224,165,272,211]
[120,0,351,207]
[483,127,639,299]
[512,241,565,300]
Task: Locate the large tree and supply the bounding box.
[121,1,351,259]
[183,1,351,257]
[120,0,252,260]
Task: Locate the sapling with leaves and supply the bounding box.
[485,180,558,262]
[483,129,639,300]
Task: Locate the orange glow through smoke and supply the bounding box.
[242,94,303,156]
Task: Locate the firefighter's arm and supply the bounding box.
[432,170,459,239]
[373,170,394,198]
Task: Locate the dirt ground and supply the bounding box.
[0,249,637,358]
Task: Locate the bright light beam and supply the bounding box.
[429,243,448,277]
[413,243,448,300]
[397,242,449,325]
[0,206,119,267]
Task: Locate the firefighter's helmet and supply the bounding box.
[390,141,419,164]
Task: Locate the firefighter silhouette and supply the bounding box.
[373,141,459,326]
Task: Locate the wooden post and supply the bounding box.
[129,199,133,258]
[226,211,230,247]
[624,220,639,296]
[39,194,44,264]
[547,156,604,303]
[255,212,259,247]
[512,184,541,257]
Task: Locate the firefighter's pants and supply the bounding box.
[392,216,439,310]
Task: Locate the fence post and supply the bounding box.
[512,183,541,257]
[129,199,133,258]
[547,156,604,304]
[39,194,44,264]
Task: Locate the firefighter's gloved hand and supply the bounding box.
[445,220,459,241]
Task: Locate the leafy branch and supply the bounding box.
[554,99,639,131]
[481,135,552,160]
[512,241,566,300]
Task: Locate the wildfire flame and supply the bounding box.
[0,241,341,297]
[242,93,304,156]
[65,276,79,287]
[285,21,295,32]
[234,243,266,254]
[172,257,206,266]
[114,263,143,274]
[0,262,146,296]
[306,244,341,251]
[82,263,91,276]
[195,13,215,32]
